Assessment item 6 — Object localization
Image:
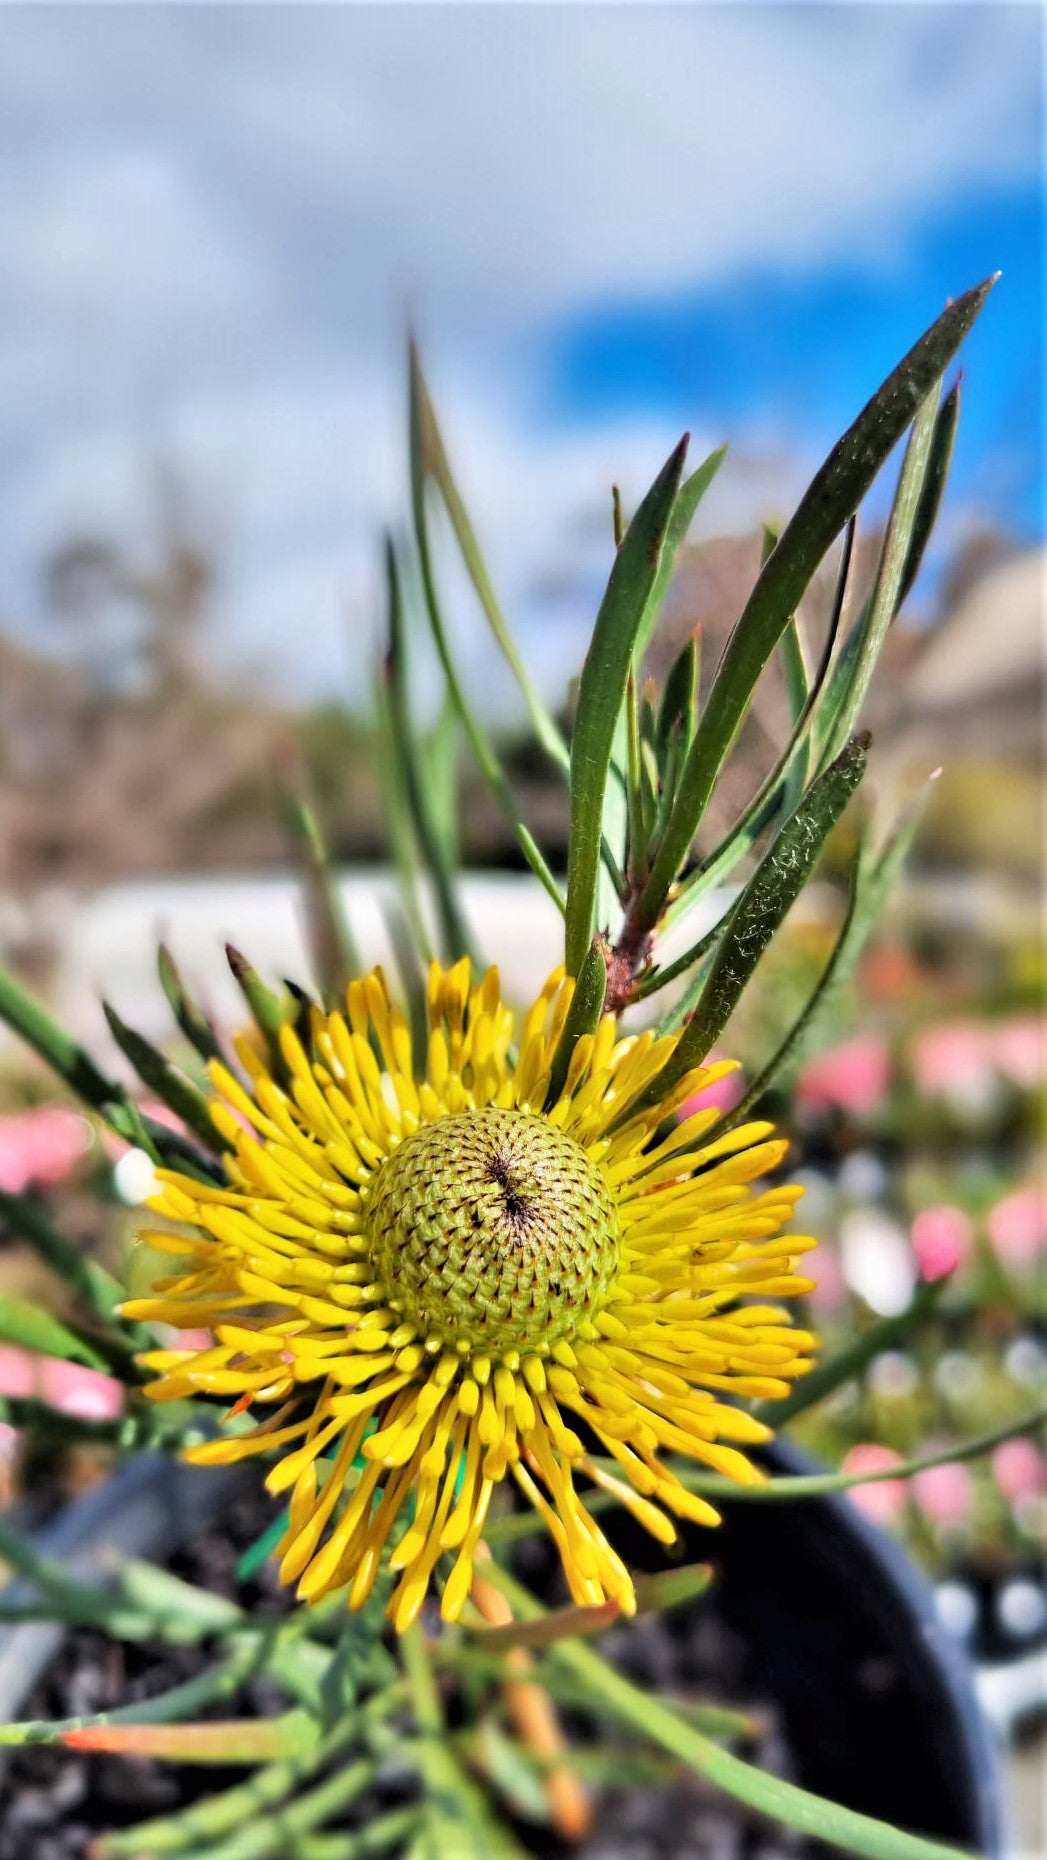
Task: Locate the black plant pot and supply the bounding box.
[0,1443,1004,1857]
[586,1436,1004,1856]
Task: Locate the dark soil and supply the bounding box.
[0,1469,991,1859]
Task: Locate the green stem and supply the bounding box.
[384,539,479,962]
[0,960,120,1109]
[284,1813,422,1860]
[0,1188,127,1328]
[484,1567,974,1860]
[96,1723,360,1856]
[481,1402,1047,1541]
[401,1621,444,1736]
[673,1401,1047,1501]
[757,1279,942,1428]
[0,1646,263,1746]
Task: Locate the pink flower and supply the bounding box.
[911,1205,972,1282]
[797,1035,889,1118]
[0,1345,124,1420]
[992,1017,1046,1091]
[911,1023,992,1097]
[0,1127,29,1193]
[677,1059,744,1119]
[0,1107,90,1193]
[993,1438,1047,1503]
[806,1244,848,1315]
[911,1017,1046,1100]
[988,1185,1047,1266]
[842,1443,907,1526]
[913,1459,972,1529]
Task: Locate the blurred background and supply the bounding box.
[0,0,1042,1833]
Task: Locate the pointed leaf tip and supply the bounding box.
[224,943,247,978]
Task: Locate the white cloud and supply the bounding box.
[0,4,1037,698]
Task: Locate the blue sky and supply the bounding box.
[552,179,1041,535]
[0,3,1040,705]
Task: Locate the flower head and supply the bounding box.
[910,1204,972,1283]
[125,960,816,1630]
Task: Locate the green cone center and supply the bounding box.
[365,1106,620,1352]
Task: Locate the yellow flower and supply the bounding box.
[124,959,817,1631]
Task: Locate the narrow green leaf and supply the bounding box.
[381,899,430,1076]
[516,826,566,918]
[0,959,218,1185]
[95,1724,357,1856]
[410,341,569,774]
[635,737,869,1115]
[671,1700,759,1742]
[113,1558,243,1636]
[402,1624,526,1860]
[650,720,686,860]
[637,278,995,930]
[663,515,856,936]
[897,376,961,608]
[470,1596,619,1653]
[818,381,941,768]
[103,1002,223,1155]
[624,673,648,878]
[0,1516,135,1618]
[633,1560,713,1615]
[779,615,809,724]
[543,939,608,1110]
[611,484,625,547]
[292,1813,424,1860]
[467,1721,553,1826]
[599,483,644,924]
[226,944,290,1061]
[485,1566,975,1860]
[157,1750,381,1851]
[372,668,434,964]
[284,979,318,1058]
[724,772,935,1126]
[107,1097,222,1184]
[0,1186,127,1328]
[384,538,477,962]
[814,380,955,771]
[598,716,630,925]
[157,944,223,1065]
[407,356,566,918]
[656,629,700,759]
[273,753,360,1001]
[680,1402,1047,1501]
[566,435,689,972]
[0,1646,286,1749]
[61,1708,317,1766]
[422,693,462,870]
[725,856,864,1125]
[0,958,121,1112]
[633,445,727,668]
[0,1293,113,1373]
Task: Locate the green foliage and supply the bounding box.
[634,277,993,933]
[543,936,608,1109]
[157,942,223,1064]
[102,999,224,1153]
[632,735,870,1115]
[0,279,1002,1860]
[565,434,688,972]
